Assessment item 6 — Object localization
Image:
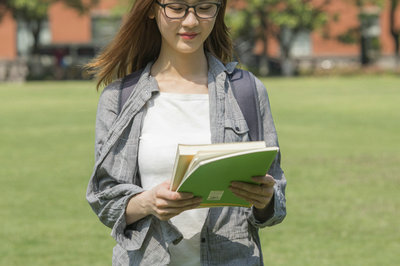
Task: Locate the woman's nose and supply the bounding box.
[181,8,199,27]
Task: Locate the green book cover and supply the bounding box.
[169,141,267,191]
[176,147,279,207]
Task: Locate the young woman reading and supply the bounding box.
[86,0,286,265]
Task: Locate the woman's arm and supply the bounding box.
[230,73,287,226]
[252,75,287,226]
[87,81,155,249]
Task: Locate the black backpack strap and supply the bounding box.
[229,69,262,141]
[118,68,144,113]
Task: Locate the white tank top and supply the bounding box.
[138,92,211,266]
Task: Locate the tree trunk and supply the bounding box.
[281,49,295,76]
[30,19,43,55]
[279,29,297,77]
[389,0,400,66]
[360,35,370,66]
[258,9,269,76]
[394,35,400,66]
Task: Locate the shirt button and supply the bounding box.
[201,238,206,243]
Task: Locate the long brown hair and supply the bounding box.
[86,0,232,89]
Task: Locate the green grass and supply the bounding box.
[0,82,111,265]
[260,75,400,266]
[0,75,399,265]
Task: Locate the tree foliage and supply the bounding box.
[353,0,384,6]
[0,0,98,20]
[109,0,133,17]
[226,0,332,75]
[0,0,99,54]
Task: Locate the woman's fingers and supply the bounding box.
[230,175,275,195]
[230,186,271,203]
[230,190,264,209]
[149,181,203,220]
[156,181,196,200]
[229,175,275,209]
[153,200,203,221]
[230,187,273,209]
[154,196,203,209]
[230,182,269,197]
[252,175,275,186]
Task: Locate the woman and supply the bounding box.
[86,0,286,265]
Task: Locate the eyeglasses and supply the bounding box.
[155,1,221,19]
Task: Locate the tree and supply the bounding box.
[389,0,400,65]
[0,0,99,55]
[346,0,384,65]
[226,0,331,76]
[110,0,133,17]
[225,2,262,72]
[267,0,331,76]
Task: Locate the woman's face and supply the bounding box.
[152,0,219,56]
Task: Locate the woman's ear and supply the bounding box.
[148,6,155,19]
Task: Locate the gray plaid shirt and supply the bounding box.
[86,54,286,266]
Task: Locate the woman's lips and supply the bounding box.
[179,33,198,40]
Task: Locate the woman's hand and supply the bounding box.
[229,175,275,210]
[126,181,202,224]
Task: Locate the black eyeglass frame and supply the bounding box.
[155,0,222,19]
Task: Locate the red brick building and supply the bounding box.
[260,1,399,57]
[0,0,399,67]
[0,11,17,60]
[0,0,121,60]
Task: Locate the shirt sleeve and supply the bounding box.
[86,82,155,250]
[248,74,287,228]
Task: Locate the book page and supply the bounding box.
[170,154,194,191]
[186,150,246,174]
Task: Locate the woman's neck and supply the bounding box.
[151,47,208,81]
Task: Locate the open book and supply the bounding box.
[170,141,279,207]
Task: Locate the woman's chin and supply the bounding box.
[174,44,204,55]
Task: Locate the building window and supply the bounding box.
[281,28,312,57]
[17,20,51,56]
[91,16,122,47]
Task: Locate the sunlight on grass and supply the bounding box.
[0,76,399,265]
[260,75,400,266]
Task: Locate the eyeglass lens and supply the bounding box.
[165,3,219,19]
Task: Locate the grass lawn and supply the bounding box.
[0,75,399,265]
